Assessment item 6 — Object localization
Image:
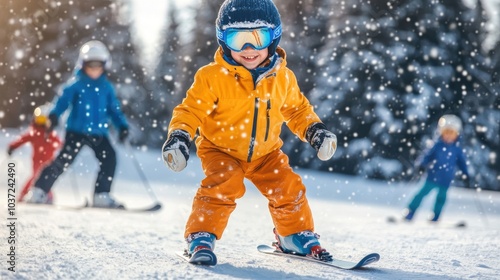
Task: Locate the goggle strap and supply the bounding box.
[273,25,282,40]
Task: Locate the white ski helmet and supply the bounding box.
[438,114,462,133]
[76,40,112,70]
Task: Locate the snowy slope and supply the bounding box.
[1,128,499,280]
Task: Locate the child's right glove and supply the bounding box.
[162,130,191,172]
[48,113,58,131]
[306,123,337,161]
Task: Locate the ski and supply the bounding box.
[23,200,162,212]
[122,202,162,212]
[21,199,89,210]
[176,249,217,266]
[88,202,162,212]
[387,216,466,228]
[257,244,380,270]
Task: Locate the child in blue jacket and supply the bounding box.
[26,40,129,208]
[404,114,470,222]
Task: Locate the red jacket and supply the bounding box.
[8,125,61,167]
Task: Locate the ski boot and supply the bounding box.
[93,192,125,209]
[184,232,217,265]
[25,187,50,204]
[403,208,415,221]
[273,228,333,262]
[429,213,440,223]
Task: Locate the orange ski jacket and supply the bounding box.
[169,47,321,162]
[8,124,61,168]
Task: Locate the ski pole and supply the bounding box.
[125,142,161,204]
[473,187,489,228]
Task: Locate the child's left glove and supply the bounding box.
[48,114,58,131]
[306,123,337,161]
[162,130,191,172]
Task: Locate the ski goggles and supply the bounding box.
[217,25,282,52]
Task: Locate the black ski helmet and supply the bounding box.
[216,0,282,57]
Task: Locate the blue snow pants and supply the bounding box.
[408,180,448,220]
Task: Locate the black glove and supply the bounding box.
[7,147,14,156]
[119,128,129,143]
[305,123,337,161]
[415,165,426,175]
[48,114,58,131]
[162,130,191,172]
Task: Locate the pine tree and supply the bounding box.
[152,0,182,146]
[301,0,497,189]
[177,0,224,97]
[460,0,500,191]
[0,0,62,127]
[275,0,332,95]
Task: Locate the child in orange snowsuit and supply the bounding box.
[7,111,61,202]
[162,0,338,264]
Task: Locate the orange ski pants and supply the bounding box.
[185,148,314,239]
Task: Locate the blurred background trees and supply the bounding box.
[1,0,498,190]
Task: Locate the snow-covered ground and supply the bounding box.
[1,128,499,279]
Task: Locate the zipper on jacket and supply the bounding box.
[264,100,271,142]
[247,97,259,162]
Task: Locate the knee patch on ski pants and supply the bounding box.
[185,148,314,239]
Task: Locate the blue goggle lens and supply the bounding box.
[218,25,281,52]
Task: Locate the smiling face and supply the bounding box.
[83,61,104,80]
[230,47,268,70]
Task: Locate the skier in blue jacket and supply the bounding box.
[26,40,129,208]
[404,114,470,222]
